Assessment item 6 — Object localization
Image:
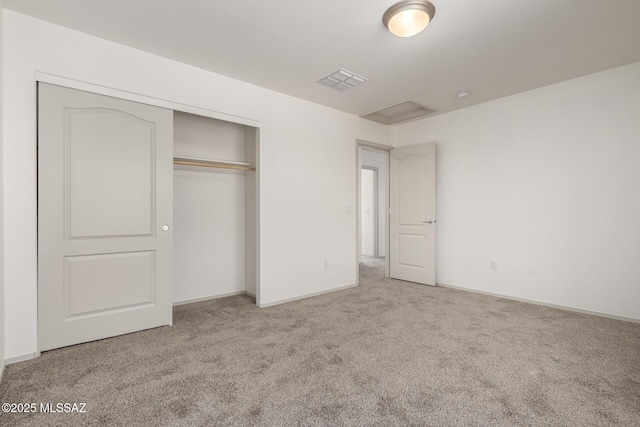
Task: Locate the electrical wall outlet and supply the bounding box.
[528,263,537,274]
[324,259,328,269]
[490,260,497,270]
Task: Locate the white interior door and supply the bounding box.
[38,83,173,351]
[389,142,436,285]
[361,168,377,257]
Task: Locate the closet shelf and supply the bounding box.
[173,156,256,171]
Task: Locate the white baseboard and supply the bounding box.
[172,290,247,306]
[245,290,256,298]
[437,282,640,324]
[0,360,5,383]
[6,351,41,365]
[259,283,358,308]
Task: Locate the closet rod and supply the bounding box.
[173,158,256,171]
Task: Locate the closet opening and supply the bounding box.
[172,111,259,306]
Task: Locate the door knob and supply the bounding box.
[161,225,170,232]
[422,220,436,224]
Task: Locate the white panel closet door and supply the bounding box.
[390,142,436,285]
[38,83,173,351]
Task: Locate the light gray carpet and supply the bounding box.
[1,257,639,426]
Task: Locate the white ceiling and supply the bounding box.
[5,0,640,120]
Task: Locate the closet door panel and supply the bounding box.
[67,108,154,238]
[65,251,155,316]
[38,83,173,351]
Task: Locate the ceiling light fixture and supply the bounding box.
[457,90,471,99]
[383,0,436,38]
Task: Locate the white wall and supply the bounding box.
[173,111,248,162]
[173,168,246,302]
[360,148,387,257]
[2,11,392,360]
[360,169,376,257]
[0,0,6,375]
[395,62,640,321]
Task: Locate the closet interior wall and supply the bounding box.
[173,111,257,304]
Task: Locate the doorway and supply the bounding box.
[357,144,389,283]
[356,140,437,287]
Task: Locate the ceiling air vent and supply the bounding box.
[317,69,367,92]
[360,101,436,125]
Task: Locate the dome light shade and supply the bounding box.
[383,0,436,37]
